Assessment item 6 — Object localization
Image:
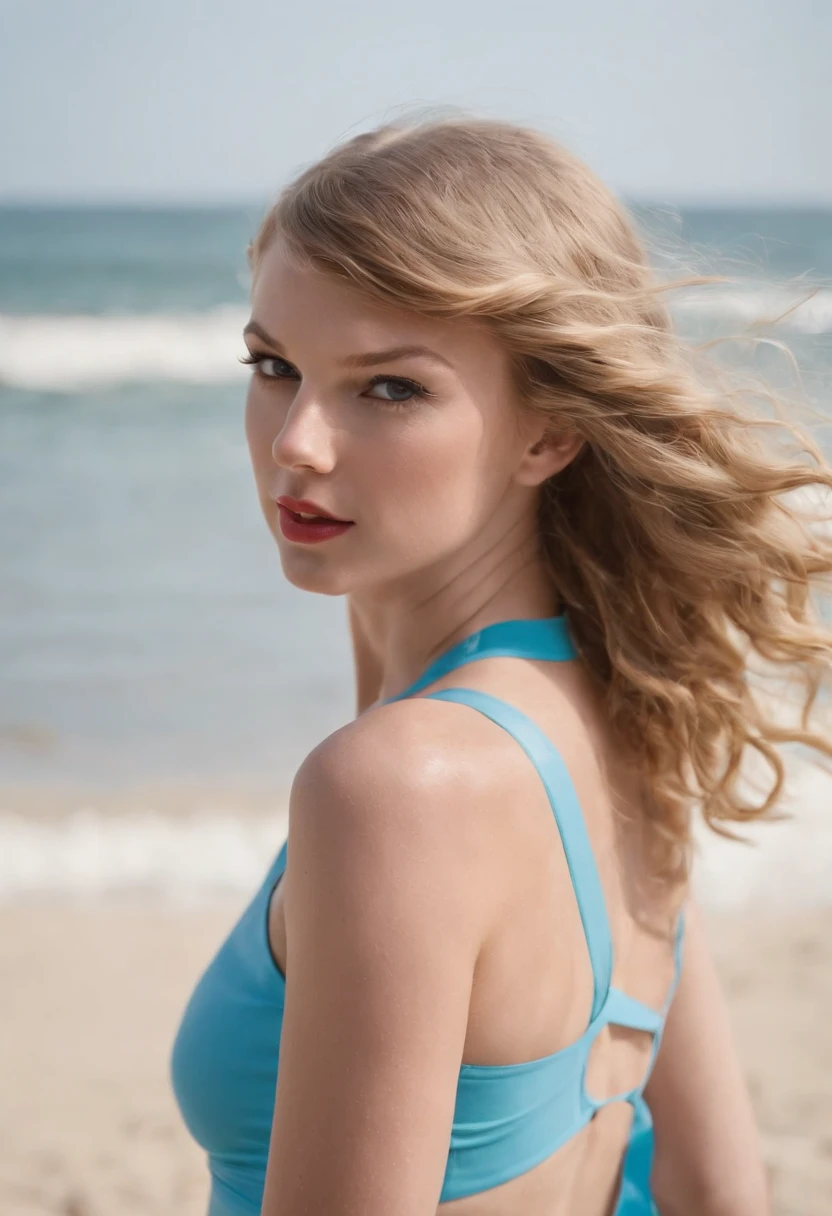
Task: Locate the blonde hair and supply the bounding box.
[247,112,832,878]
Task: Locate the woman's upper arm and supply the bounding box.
[261,708,487,1216]
[645,898,770,1216]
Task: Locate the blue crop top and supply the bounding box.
[170,615,684,1216]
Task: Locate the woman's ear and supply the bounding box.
[516,428,586,487]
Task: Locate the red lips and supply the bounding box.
[276,496,352,523]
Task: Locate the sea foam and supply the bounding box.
[0,305,251,391]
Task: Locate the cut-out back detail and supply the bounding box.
[170,615,684,1215]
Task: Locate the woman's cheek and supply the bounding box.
[394,447,477,552]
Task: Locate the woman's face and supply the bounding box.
[244,238,544,600]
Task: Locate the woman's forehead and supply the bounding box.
[249,239,509,377]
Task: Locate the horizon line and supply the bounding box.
[1,194,831,213]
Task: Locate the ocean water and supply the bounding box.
[1,202,831,901]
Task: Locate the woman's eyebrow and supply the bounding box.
[242,321,286,350]
[242,321,454,371]
[341,345,455,371]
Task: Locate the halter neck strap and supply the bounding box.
[384,615,576,704]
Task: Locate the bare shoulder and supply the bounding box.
[287,696,508,935]
[292,694,505,839]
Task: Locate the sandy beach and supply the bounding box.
[1,896,830,1216]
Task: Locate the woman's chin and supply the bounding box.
[278,551,353,597]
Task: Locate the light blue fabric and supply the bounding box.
[170,615,684,1213]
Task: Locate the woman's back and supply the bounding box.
[261,616,684,1215]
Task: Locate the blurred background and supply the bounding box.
[0,2,830,1214]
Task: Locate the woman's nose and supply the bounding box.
[271,392,336,474]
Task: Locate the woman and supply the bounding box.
[171,114,832,1215]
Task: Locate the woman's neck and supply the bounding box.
[347,568,560,713]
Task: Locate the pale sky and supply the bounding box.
[0,0,828,205]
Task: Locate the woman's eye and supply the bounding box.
[260,356,297,379]
[239,353,297,379]
[364,376,426,405]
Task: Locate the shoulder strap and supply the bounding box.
[385,616,576,704]
[425,686,614,1022]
